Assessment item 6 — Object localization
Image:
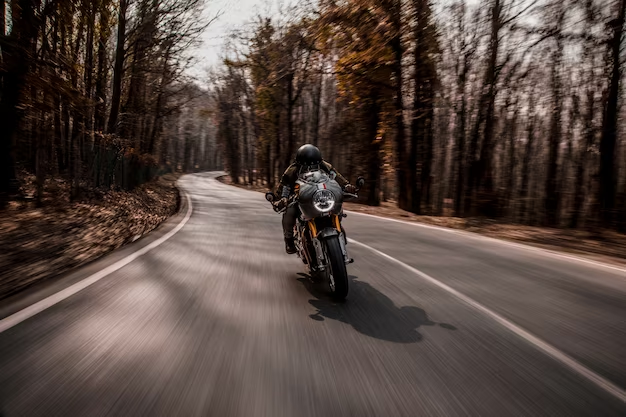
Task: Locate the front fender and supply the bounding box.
[315,228,350,265]
[316,228,339,240]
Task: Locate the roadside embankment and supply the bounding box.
[0,173,181,300]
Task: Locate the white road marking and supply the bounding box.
[346,210,626,275]
[348,237,626,403]
[0,190,194,334]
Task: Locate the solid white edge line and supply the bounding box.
[346,210,626,275]
[0,189,194,334]
[347,237,626,403]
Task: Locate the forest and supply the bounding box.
[1,0,625,233]
[0,0,219,207]
[212,0,626,232]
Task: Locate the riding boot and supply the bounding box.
[284,237,297,254]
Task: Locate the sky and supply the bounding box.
[187,0,291,79]
[186,0,525,80]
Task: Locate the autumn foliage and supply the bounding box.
[213,0,626,232]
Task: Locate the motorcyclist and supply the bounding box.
[275,144,356,254]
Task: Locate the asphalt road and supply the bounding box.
[1,172,625,416]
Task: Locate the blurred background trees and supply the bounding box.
[2,0,626,233]
[0,0,217,207]
[213,0,626,232]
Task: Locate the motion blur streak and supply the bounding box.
[0,173,625,416]
[0,191,193,334]
[347,238,626,403]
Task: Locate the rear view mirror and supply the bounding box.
[356,177,366,188]
[265,192,275,202]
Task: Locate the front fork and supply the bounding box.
[308,214,352,272]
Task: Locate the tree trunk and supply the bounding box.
[367,94,381,206]
[0,0,5,36]
[599,0,626,226]
[464,0,500,217]
[242,106,250,184]
[570,102,594,228]
[107,0,128,134]
[285,72,295,168]
[505,107,518,217]
[570,0,599,228]
[420,89,434,214]
[544,11,565,227]
[519,94,536,223]
[95,1,110,133]
[412,0,436,214]
[84,2,95,136]
[391,21,408,210]
[121,7,150,144]
[147,43,172,154]
[474,0,500,217]
[0,0,41,205]
[454,67,468,216]
[311,72,322,147]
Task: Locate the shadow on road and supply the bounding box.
[298,274,456,343]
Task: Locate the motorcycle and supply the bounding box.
[266,170,365,300]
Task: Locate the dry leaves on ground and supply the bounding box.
[0,174,180,300]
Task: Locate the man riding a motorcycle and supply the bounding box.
[275,144,356,254]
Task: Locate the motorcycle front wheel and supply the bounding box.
[324,235,349,300]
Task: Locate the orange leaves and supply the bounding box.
[320,0,395,108]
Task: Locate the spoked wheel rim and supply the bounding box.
[323,244,337,293]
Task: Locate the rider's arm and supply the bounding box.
[322,161,349,188]
[276,163,298,197]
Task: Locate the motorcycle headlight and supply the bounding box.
[313,190,336,213]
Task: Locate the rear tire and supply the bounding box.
[324,235,349,300]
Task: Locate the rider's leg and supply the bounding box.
[282,206,298,254]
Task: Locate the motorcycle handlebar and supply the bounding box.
[269,180,364,213]
[272,195,297,213]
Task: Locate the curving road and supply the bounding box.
[1,172,625,416]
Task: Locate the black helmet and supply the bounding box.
[295,144,322,166]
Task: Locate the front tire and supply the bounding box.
[324,235,349,300]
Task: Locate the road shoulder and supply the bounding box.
[0,177,191,321]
